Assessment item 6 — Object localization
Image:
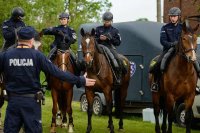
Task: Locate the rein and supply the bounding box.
[56,49,70,70]
[83,37,103,76]
[177,34,197,62]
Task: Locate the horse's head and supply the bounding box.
[55,49,71,72]
[80,28,96,68]
[178,20,199,62]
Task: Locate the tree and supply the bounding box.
[0,0,112,54]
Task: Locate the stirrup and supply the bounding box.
[196,86,200,95]
[151,82,159,92]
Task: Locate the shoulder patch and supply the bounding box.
[2,25,9,29]
[72,33,77,39]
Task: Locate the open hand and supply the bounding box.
[84,72,96,86]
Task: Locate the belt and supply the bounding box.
[9,92,35,98]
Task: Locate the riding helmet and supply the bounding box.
[59,12,70,19]
[102,11,113,21]
[168,7,181,16]
[11,7,25,18]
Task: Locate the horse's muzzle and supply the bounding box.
[86,60,93,68]
[187,56,196,63]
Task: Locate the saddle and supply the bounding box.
[149,47,175,73]
[149,47,175,92]
[97,44,128,73]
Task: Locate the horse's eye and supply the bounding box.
[183,37,187,41]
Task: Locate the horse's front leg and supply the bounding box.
[152,92,161,133]
[153,105,161,133]
[161,108,167,133]
[66,88,74,133]
[86,89,94,133]
[185,95,195,133]
[50,89,58,133]
[166,95,174,133]
[105,89,114,133]
[185,108,192,133]
[117,84,128,131]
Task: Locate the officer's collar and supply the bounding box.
[104,25,112,29]
[60,25,68,28]
[17,44,31,48]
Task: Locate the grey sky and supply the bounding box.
[109,0,164,22]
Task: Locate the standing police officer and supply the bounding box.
[1,7,26,51]
[95,11,122,84]
[0,26,96,133]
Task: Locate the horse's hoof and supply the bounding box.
[118,128,124,132]
[50,128,56,133]
[68,124,74,133]
[56,118,62,126]
[61,123,68,128]
[110,131,115,133]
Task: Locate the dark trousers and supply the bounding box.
[4,96,42,133]
[110,48,121,67]
[149,50,168,74]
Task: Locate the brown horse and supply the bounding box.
[49,49,74,133]
[80,28,130,133]
[149,21,199,133]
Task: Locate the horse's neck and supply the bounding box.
[173,55,194,72]
[93,50,101,68]
[87,50,102,75]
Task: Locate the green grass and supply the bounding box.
[1,95,200,133]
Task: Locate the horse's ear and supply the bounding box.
[192,24,199,32]
[80,28,85,37]
[182,21,187,33]
[91,28,95,36]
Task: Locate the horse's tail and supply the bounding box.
[114,86,121,118]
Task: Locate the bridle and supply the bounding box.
[178,33,197,62]
[82,35,103,75]
[56,49,70,71]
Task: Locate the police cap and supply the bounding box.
[168,7,181,16]
[11,7,25,18]
[17,26,35,40]
[59,12,69,19]
[102,11,113,21]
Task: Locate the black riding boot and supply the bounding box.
[150,62,161,92]
[193,60,200,78]
[116,69,122,85]
[70,49,85,76]
[48,47,57,61]
[115,59,123,85]
[70,55,81,76]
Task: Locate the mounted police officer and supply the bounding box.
[1,7,26,51]
[95,11,122,84]
[40,12,77,63]
[150,7,200,91]
[0,26,96,133]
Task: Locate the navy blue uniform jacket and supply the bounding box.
[42,25,76,49]
[2,18,25,49]
[0,48,85,94]
[95,26,121,47]
[160,23,182,51]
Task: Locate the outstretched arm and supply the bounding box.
[38,53,95,87]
